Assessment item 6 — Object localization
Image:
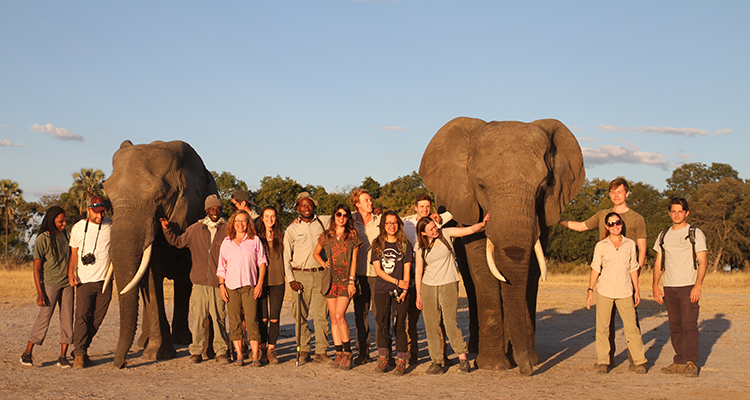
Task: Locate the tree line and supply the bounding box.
[2,163,747,272]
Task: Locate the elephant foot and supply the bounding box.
[517,358,534,376]
[475,352,511,371]
[113,354,128,369]
[171,331,192,346]
[156,346,177,360]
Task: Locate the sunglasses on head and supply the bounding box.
[88,203,105,208]
[606,220,623,227]
[335,212,350,218]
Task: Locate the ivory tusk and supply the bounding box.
[486,239,507,282]
[534,239,548,282]
[120,244,152,295]
[102,261,113,294]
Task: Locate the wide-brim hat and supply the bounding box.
[295,191,318,207]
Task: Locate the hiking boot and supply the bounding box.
[354,352,370,365]
[661,363,687,374]
[457,359,471,373]
[73,355,85,369]
[267,348,278,365]
[393,358,407,376]
[189,354,202,364]
[20,352,33,366]
[314,353,331,363]
[216,354,230,364]
[260,347,268,364]
[331,352,343,369]
[425,362,444,375]
[683,361,699,377]
[297,351,310,366]
[635,363,647,374]
[57,356,71,368]
[374,356,388,373]
[597,364,608,374]
[339,352,353,370]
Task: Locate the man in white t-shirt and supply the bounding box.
[653,197,707,378]
[67,196,113,369]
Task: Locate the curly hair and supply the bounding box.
[226,210,256,240]
[325,204,357,241]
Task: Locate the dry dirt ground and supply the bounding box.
[1,273,748,399]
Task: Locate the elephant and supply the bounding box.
[103,140,218,368]
[419,117,585,375]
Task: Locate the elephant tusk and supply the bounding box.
[120,244,152,295]
[102,261,114,294]
[535,239,548,282]
[486,239,507,282]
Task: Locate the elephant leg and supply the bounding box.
[142,269,176,360]
[137,306,150,349]
[455,238,479,353]
[501,262,537,376]
[464,238,510,371]
[171,278,192,345]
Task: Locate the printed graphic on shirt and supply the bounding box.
[380,247,403,276]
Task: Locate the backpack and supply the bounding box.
[657,225,697,271]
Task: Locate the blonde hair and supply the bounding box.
[226,210,256,240]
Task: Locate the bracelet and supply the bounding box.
[348,276,356,281]
[348,281,355,285]
[587,288,593,292]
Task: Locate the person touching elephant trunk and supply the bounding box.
[160,194,230,364]
[415,213,490,375]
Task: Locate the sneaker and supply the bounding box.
[57,356,71,368]
[20,353,33,366]
[425,362,444,375]
[314,353,331,363]
[457,359,471,373]
[266,348,279,365]
[597,364,608,374]
[635,364,647,374]
[216,354,230,364]
[374,356,388,373]
[297,351,310,366]
[661,363,687,374]
[683,361,699,378]
[73,355,85,369]
[354,352,370,365]
[189,354,202,364]
[393,358,407,376]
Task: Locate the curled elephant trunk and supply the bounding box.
[120,244,153,294]
[486,239,547,282]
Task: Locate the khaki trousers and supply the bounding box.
[421,282,467,363]
[594,291,646,366]
[291,270,330,354]
[189,284,229,356]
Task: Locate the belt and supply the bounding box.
[292,267,324,273]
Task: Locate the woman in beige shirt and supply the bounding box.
[586,212,647,375]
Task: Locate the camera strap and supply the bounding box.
[81,219,102,261]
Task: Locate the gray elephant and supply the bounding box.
[419,117,584,375]
[104,140,218,368]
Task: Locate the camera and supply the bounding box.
[388,287,404,303]
[82,253,96,265]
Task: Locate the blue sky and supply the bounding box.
[2,1,748,201]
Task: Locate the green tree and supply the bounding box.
[254,175,305,228]
[665,162,739,201]
[211,171,249,219]
[360,177,381,201]
[70,168,106,215]
[378,172,430,216]
[0,179,23,263]
[628,181,669,267]
[690,177,750,272]
[548,178,609,262]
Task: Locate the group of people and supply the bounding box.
[560,178,707,377]
[22,196,113,368]
[23,178,709,378]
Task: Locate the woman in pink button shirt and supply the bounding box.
[217,210,267,366]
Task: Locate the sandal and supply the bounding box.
[250,359,261,367]
[234,359,245,366]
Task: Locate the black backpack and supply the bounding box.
[657,225,697,271]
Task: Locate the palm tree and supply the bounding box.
[0,179,22,263]
[70,168,106,214]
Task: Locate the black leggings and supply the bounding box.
[258,284,285,345]
[374,291,409,353]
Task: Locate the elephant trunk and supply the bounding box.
[486,238,546,282]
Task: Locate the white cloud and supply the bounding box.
[30,123,84,141]
[0,139,21,147]
[597,124,627,133]
[582,144,671,169]
[570,125,582,131]
[576,136,598,142]
[632,126,731,137]
[377,126,406,131]
[0,124,10,129]
[675,153,692,162]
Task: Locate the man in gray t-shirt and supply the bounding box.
[653,198,707,377]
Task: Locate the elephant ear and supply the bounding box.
[150,140,213,230]
[532,119,586,227]
[419,117,487,225]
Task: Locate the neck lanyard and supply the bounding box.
[82,219,102,257]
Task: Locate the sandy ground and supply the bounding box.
[2,276,748,400]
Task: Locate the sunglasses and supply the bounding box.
[606,220,623,228]
[335,212,350,219]
[88,203,105,208]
